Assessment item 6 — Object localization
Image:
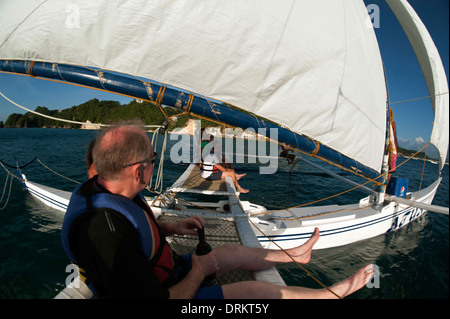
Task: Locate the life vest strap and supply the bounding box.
[199,161,218,173]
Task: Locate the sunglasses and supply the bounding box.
[122,152,158,168]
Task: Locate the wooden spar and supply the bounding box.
[385,193,449,216]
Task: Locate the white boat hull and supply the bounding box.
[253,201,429,250]
[21,173,441,251]
[251,179,440,250]
[22,175,71,212]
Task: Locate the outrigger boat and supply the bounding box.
[15,156,448,252]
[0,0,448,298]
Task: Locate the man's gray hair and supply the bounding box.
[92,120,152,180]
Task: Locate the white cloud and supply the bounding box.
[398,136,440,160]
[414,136,425,145]
[398,136,427,151]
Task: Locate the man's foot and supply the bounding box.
[330,264,374,298]
[287,227,320,264]
[236,173,246,181]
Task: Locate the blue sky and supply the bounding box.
[369,0,449,159]
[0,1,448,159]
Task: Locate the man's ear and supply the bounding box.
[131,165,141,182]
[135,165,147,185]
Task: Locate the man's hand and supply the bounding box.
[192,250,219,278]
[159,215,205,236]
[175,215,204,235]
[168,250,219,299]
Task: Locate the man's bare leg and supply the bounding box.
[221,264,374,299]
[214,228,320,277]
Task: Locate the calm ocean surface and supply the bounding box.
[0,128,448,299]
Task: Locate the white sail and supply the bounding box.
[386,0,449,172]
[0,0,387,172]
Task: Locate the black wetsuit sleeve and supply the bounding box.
[72,209,170,299]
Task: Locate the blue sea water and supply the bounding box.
[0,128,448,299]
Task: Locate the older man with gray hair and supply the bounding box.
[61,121,373,299]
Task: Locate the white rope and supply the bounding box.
[0,166,14,211]
[0,91,161,128]
[155,130,168,193]
[0,173,10,204]
[390,91,449,104]
[148,130,159,190]
[0,161,24,182]
[36,159,81,184]
[0,156,81,211]
[148,126,169,193]
[0,175,13,211]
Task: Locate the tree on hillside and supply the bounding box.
[4,99,198,129]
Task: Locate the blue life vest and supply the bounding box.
[61,178,175,294]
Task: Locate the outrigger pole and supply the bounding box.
[1,59,381,180]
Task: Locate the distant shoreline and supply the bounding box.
[0,123,267,141]
[2,126,445,164]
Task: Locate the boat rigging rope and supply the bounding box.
[0,157,37,169]
[0,156,80,210]
[0,91,161,128]
[36,159,81,184]
[147,122,169,194]
[186,111,386,187]
[0,91,109,127]
[255,142,431,220]
[390,91,449,104]
[0,161,26,211]
[249,219,342,299]
[1,157,81,186]
[155,191,342,298]
[0,171,13,211]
